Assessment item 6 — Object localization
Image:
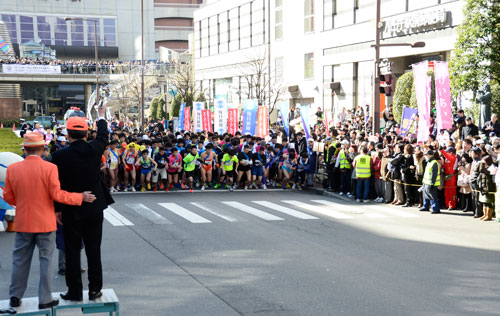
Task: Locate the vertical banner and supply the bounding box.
[256,106,269,138]
[214,99,227,134]
[201,109,212,132]
[227,108,239,135]
[299,105,311,140]
[434,61,453,130]
[178,102,185,131]
[399,106,418,137]
[193,102,204,132]
[413,61,432,143]
[184,107,191,131]
[279,101,290,137]
[324,110,331,136]
[242,99,258,135]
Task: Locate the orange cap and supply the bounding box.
[67,117,88,131]
[22,132,45,147]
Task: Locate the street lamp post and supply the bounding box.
[141,0,145,129]
[371,0,425,134]
[65,17,100,113]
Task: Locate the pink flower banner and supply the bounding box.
[413,61,431,143]
[434,61,453,130]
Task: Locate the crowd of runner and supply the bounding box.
[17,104,500,221]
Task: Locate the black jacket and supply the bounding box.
[53,119,114,219]
[461,124,479,139]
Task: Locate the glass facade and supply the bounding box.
[37,16,51,45]
[1,15,117,47]
[1,14,17,44]
[20,16,34,43]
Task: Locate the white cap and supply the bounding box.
[61,129,68,135]
[57,136,67,142]
[176,135,183,139]
[142,135,149,140]
[307,138,314,142]
[341,140,349,145]
[476,139,484,145]
[265,135,272,142]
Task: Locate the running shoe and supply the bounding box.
[262,184,267,190]
[214,184,221,189]
[153,187,157,192]
[181,181,186,189]
[147,183,151,190]
[229,187,234,192]
[225,184,229,189]
[292,184,296,190]
[201,185,205,191]
[159,183,164,190]
[141,187,146,192]
[131,187,136,192]
[165,187,170,192]
[189,188,193,193]
[244,185,248,190]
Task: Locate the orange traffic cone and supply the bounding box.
[6,221,15,232]
[12,123,15,131]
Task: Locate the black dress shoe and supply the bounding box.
[38,299,59,309]
[60,292,83,301]
[9,297,21,307]
[89,291,102,301]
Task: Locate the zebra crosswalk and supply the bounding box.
[101,199,422,228]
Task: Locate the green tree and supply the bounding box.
[150,96,159,119]
[171,93,184,117]
[393,72,414,123]
[158,96,166,119]
[449,0,500,97]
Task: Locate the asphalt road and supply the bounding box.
[1,190,500,316]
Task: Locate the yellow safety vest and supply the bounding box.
[326,143,336,163]
[339,150,351,170]
[423,159,441,187]
[355,154,371,178]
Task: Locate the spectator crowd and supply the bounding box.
[17,104,500,224]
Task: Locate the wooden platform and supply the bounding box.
[0,296,51,316]
[0,289,119,316]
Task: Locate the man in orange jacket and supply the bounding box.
[3,132,96,310]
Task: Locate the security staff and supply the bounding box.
[52,107,114,302]
[419,150,441,214]
[353,146,372,202]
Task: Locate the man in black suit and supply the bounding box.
[52,107,114,302]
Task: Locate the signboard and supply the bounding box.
[383,9,449,37]
[2,64,62,74]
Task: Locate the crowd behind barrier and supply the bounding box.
[0,57,171,75]
[16,104,500,224]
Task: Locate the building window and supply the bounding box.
[275,57,284,82]
[103,19,116,47]
[2,15,17,44]
[54,17,67,45]
[304,0,314,33]
[304,52,314,80]
[353,0,359,24]
[323,0,336,30]
[70,19,84,46]
[20,16,34,44]
[275,0,283,40]
[86,20,100,46]
[36,16,51,45]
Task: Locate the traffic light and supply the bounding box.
[379,74,396,97]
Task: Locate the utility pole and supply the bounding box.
[141,0,145,129]
[372,0,381,134]
[268,0,272,128]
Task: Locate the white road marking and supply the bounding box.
[252,201,319,219]
[282,200,353,219]
[312,200,387,218]
[159,203,211,223]
[366,205,419,218]
[190,202,239,222]
[104,207,134,226]
[126,203,172,224]
[222,201,284,221]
